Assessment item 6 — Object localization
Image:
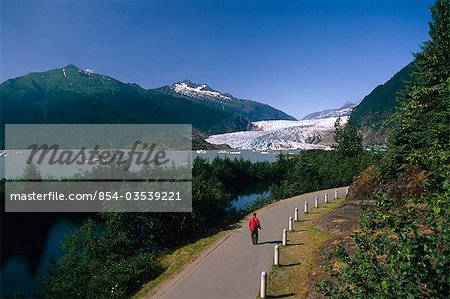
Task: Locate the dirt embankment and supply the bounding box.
[346,164,429,202]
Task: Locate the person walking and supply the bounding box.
[248,213,261,244]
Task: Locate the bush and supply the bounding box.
[318,189,450,298]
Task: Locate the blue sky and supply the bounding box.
[1,0,433,118]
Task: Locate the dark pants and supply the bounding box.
[251,230,259,244]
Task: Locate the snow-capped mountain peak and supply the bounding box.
[171,79,233,101]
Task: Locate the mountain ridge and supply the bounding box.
[0,65,295,148]
[350,62,414,145]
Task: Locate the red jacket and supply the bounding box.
[249,216,261,232]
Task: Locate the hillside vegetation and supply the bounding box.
[350,63,413,145]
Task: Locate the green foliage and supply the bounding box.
[333,117,364,158]
[269,149,374,201]
[40,219,161,299]
[20,163,42,180]
[193,156,275,196]
[318,190,450,298]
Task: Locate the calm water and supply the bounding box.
[232,191,269,210]
[0,213,87,296]
[0,150,279,296]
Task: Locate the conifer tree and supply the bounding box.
[21,163,42,180]
[333,116,363,158]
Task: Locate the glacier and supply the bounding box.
[206,116,348,150]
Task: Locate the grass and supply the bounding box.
[265,198,346,298]
[133,230,229,299]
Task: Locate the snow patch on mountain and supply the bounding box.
[207,117,348,150]
[172,80,232,101]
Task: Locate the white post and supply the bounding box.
[346,187,349,195]
[335,189,338,199]
[260,271,267,298]
[315,196,319,208]
[325,192,328,203]
[294,208,299,221]
[282,228,287,246]
[289,217,293,231]
[304,201,309,213]
[274,245,279,266]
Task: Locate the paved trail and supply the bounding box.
[150,187,348,299]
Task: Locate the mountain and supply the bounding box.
[207,117,348,150]
[350,62,414,145]
[302,102,356,120]
[0,65,295,147]
[156,79,296,122]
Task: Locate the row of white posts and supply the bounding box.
[260,187,349,298]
